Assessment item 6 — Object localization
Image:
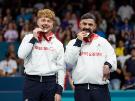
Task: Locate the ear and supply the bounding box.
[93,23,97,31]
[37,19,40,27]
[79,22,82,29]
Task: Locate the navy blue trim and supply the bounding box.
[56,84,63,95]
[29,37,38,44]
[73,39,82,47]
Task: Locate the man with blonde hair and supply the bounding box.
[18,9,65,101]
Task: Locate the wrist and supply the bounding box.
[56,84,63,95]
[29,37,38,44]
[104,62,112,69]
[73,38,82,47]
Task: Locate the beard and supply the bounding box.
[82,28,92,33]
[82,28,93,37]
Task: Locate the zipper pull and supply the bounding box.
[88,83,90,90]
[40,76,42,82]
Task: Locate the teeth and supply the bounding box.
[84,33,89,37]
[44,29,48,32]
[42,25,48,32]
[42,25,46,28]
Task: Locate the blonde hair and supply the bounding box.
[37,9,55,20]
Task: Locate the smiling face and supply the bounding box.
[37,9,55,33]
[79,18,96,34]
[37,17,54,33]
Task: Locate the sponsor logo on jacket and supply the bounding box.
[79,51,102,56]
[34,45,56,51]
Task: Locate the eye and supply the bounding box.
[47,20,51,23]
[88,23,93,26]
[41,19,46,22]
[83,22,87,25]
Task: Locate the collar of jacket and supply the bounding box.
[83,33,98,43]
[38,31,54,42]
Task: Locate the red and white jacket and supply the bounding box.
[65,34,117,85]
[18,34,65,88]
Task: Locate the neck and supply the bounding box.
[43,31,53,37]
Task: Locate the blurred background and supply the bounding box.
[0,0,135,101]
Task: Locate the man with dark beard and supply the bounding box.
[65,13,117,101]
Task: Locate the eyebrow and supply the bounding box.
[82,22,94,25]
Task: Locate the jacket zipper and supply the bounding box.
[40,74,43,82]
[88,83,90,90]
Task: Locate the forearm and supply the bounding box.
[18,37,37,59]
[56,69,65,95]
[65,39,82,66]
[56,68,65,95]
[56,46,65,95]
[104,40,117,71]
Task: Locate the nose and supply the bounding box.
[44,20,48,25]
[42,21,48,27]
[85,24,90,29]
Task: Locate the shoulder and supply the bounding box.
[96,35,113,47]
[22,34,33,41]
[96,35,108,43]
[24,34,33,38]
[53,37,64,49]
[67,39,76,45]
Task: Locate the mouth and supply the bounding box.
[42,25,49,32]
[84,32,90,37]
[82,28,92,37]
[82,28,92,33]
